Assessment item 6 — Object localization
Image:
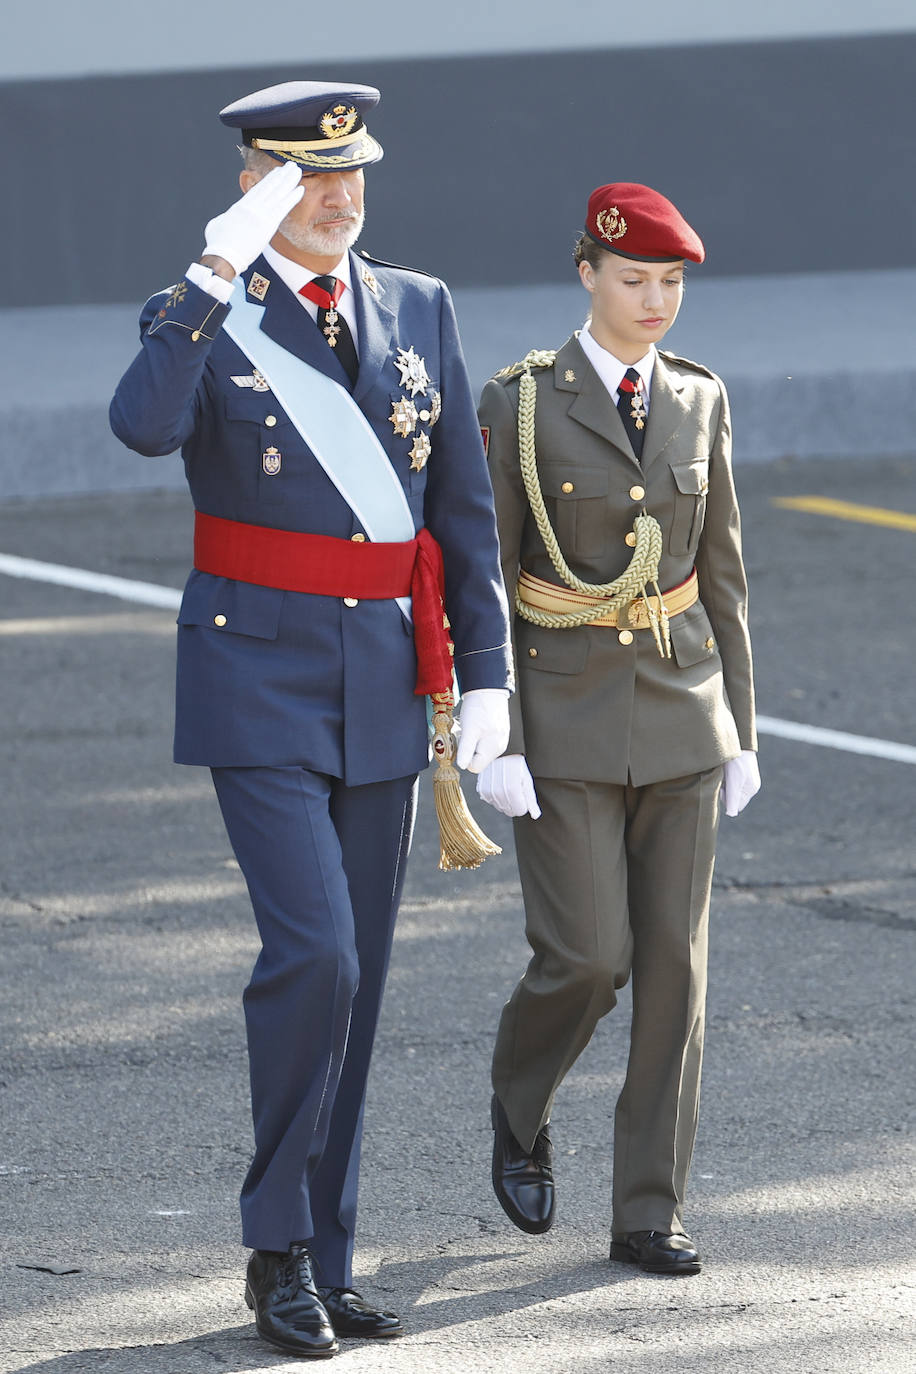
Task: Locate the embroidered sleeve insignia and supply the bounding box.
[166,281,187,309]
[394,346,432,398]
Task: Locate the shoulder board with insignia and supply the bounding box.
[491,349,557,383]
[658,350,718,381]
[358,249,438,281]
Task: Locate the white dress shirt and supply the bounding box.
[577,324,655,410]
[186,244,360,352]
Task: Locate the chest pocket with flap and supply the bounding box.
[668,457,709,556]
[539,466,609,559]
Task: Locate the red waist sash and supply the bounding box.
[193,510,453,696]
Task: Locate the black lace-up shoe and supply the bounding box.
[610,1230,702,1274]
[318,1286,403,1338]
[245,1244,339,1357]
[491,1093,555,1233]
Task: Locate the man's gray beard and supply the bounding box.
[278,208,364,257]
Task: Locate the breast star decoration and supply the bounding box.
[389,397,419,438]
[409,433,432,471]
[394,345,432,398]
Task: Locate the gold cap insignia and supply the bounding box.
[596,207,627,243]
[320,104,359,140]
[248,273,270,301]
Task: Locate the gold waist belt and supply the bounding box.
[516,568,699,629]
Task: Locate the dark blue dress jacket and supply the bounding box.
[110,253,512,785]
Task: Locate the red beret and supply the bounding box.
[585,183,705,263]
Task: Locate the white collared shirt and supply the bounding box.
[185,245,360,351]
[262,243,359,351]
[578,324,655,410]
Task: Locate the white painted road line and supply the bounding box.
[755,715,916,766]
[0,552,182,610]
[3,552,915,766]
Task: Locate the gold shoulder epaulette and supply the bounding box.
[492,349,557,382]
[658,349,717,381]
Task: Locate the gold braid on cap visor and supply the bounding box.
[251,132,378,167]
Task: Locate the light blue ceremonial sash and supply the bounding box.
[223,280,415,547]
[222,280,414,618]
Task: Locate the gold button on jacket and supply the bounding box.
[213,614,227,627]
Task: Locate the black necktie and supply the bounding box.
[299,275,359,386]
[617,367,647,461]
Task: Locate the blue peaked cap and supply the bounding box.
[220,80,383,171]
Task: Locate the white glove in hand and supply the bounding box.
[476,754,541,819]
[721,750,761,817]
[454,688,510,773]
[202,162,304,276]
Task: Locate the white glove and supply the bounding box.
[721,750,761,817]
[476,754,541,819]
[454,688,510,773]
[202,162,304,276]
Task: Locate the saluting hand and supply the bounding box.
[200,161,304,278]
[476,754,541,819]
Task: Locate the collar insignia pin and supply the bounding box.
[248,273,270,301]
[360,265,379,296]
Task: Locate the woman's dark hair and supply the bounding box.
[573,232,608,272]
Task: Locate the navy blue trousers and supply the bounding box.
[211,765,417,1285]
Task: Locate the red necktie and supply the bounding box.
[299,275,358,385]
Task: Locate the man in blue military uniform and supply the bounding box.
[110,80,512,1359]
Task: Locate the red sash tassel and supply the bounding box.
[193,511,453,696]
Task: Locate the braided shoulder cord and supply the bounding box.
[514,354,668,651]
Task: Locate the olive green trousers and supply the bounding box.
[492,766,722,1234]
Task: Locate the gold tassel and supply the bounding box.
[652,580,672,658]
[429,691,502,870]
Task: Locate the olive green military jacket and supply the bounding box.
[479,334,756,786]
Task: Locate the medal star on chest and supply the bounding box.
[409,432,431,471]
[394,346,432,397]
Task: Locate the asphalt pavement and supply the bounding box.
[1,458,914,1372]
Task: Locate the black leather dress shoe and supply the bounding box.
[318,1287,403,1338]
[245,1244,339,1357]
[491,1093,555,1234]
[610,1230,702,1275]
